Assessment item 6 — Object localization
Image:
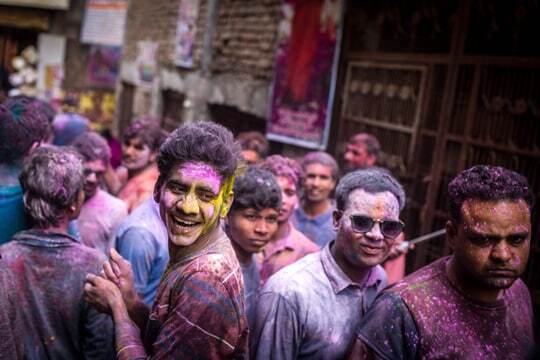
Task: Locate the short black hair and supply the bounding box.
[231,166,282,212]
[72,131,111,164]
[0,96,52,164]
[123,117,167,152]
[349,132,381,157]
[157,121,242,190]
[447,165,533,223]
[335,168,405,211]
[236,131,269,159]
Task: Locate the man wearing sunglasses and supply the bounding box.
[348,165,534,359]
[251,168,405,359]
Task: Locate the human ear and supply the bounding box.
[332,210,343,230]
[153,179,162,203]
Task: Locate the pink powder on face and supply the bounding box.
[178,162,222,194]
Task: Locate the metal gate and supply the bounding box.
[334,0,540,307]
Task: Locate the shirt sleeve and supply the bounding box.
[350,292,419,360]
[250,291,301,360]
[116,270,246,359]
[116,228,157,300]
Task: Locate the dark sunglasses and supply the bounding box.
[349,215,404,239]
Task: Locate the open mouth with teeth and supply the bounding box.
[170,216,202,234]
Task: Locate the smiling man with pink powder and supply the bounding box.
[84,121,248,359]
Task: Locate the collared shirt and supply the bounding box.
[292,203,336,247]
[0,265,23,360]
[116,228,249,359]
[251,241,387,360]
[0,230,114,360]
[116,198,169,305]
[259,222,320,284]
[118,164,159,213]
[79,189,128,255]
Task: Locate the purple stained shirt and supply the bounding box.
[78,189,128,255]
[0,264,23,359]
[251,241,387,360]
[0,229,114,359]
[349,256,535,360]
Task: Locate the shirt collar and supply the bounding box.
[320,241,384,294]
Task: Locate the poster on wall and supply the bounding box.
[37,33,66,100]
[81,0,128,46]
[173,0,200,68]
[136,41,159,88]
[87,45,122,88]
[267,0,343,150]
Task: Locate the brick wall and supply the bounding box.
[122,0,208,67]
[212,0,280,79]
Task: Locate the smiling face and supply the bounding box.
[333,189,400,270]
[276,176,298,223]
[227,207,279,254]
[122,137,155,172]
[82,159,106,200]
[448,199,530,296]
[156,162,231,248]
[302,163,336,203]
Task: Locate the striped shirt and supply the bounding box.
[116,228,249,359]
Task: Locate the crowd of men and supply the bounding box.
[0,95,536,359]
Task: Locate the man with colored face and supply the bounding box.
[114,118,166,212]
[348,165,535,359]
[72,132,128,255]
[343,132,380,172]
[259,155,320,284]
[84,121,248,359]
[225,167,281,328]
[293,151,339,247]
[251,168,405,359]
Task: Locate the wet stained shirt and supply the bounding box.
[349,257,535,360]
[78,189,128,255]
[116,198,169,305]
[251,241,387,360]
[0,265,23,359]
[116,228,249,359]
[259,222,320,284]
[0,230,114,360]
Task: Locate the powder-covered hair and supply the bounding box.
[123,116,167,152]
[236,131,269,159]
[157,121,242,188]
[0,96,52,164]
[19,145,84,228]
[260,155,302,187]
[71,131,111,165]
[335,168,406,211]
[231,166,282,212]
[447,165,533,223]
[349,132,381,157]
[300,151,339,180]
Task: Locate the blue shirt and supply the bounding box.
[0,184,27,245]
[292,204,336,247]
[116,198,169,305]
